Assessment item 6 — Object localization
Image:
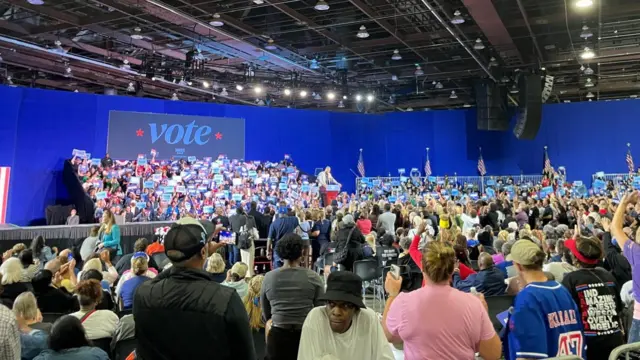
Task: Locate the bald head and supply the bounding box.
[478,252,494,270]
[45,258,61,274]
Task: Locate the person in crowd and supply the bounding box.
[296,211,312,268]
[20,250,39,282]
[546,236,562,263]
[222,262,249,299]
[13,292,48,359]
[377,233,399,266]
[356,210,372,236]
[497,241,516,278]
[78,252,118,286]
[478,229,496,255]
[542,241,576,283]
[110,312,135,356]
[244,275,265,359]
[452,252,507,296]
[261,233,323,360]
[505,239,585,359]
[298,271,394,360]
[515,202,529,229]
[396,236,423,292]
[601,218,633,287]
[66,209,80,226]
[460,202,480,233]
[310,209,332,266]
[71,279,118,340]
[0,291,21,360]
[332,214,365,271]
[481,203,500,233]
[115,238,159,275]
[248,201,268,239]
[100,153,113,169]
[561,236,625,359]
[206,253,227,283]
[97,209,122,262]
[212,206,231,232]
[383,241,501,360]
[115,252,151,310]
[228,206,247,266]
[29,236,56,270]
[0,258,32,307]
[79,270,114,311]
[267,202,299,269]
[133,217,256,360]
[31,270,78,314]
[33,315,110,360]
[376,203,396,235]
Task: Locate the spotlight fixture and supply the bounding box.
[391,74,398,81]
[313,92,322,100]
[356,25,369,39]
[236,84,244,91]
[584,65,594,75]
[406,107,413,111]
[541,67,546,71]
[391,49,402,61]
[131,26,143,40]
[300,90,308,98]
[127,82,135,92]
[187,81,193,86]
[584,78,594,87]
[473,38,485,50]
[209,13,224,27]
[435,82,443,89]
[253,0,264,4]
[463,103,472,108]
[120,59,131,70]
[171,93,179,101]
[414,65,424,76]
[509,84,519,94]
[264,38,277,50]
[451,10,464,25]
[309,59,319,69]
[366,94,374,102]
[343,95,348,100]
[202,81,210,89]
[284,88,292,96]
[337,100,345,108]
[220,88,229,96]
[500,75,510,83]
[74,89,79,93]
[327,92,336,100]
[489,57,498,67]
[27,0,44,4]
[580,25,593,39]
[449,90,458,99]
[355,94,363,102]
[575,0,593,8]
[254,86,262,94]
[586,91,595,98]
[581,46,595,59]
[314,0,330,11]
[580,65,585,71]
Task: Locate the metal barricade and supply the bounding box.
[609,343,640,360]
[592,173,631,187]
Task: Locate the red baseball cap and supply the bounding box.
[564,238,599,265]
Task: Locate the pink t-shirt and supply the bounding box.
[386,284,495,360]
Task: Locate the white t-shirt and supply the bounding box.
[460,213,479,233]
[72,309,119,340]
[297,306,394,360]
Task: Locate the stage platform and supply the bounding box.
[0,221,174,254]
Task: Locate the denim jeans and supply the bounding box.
[227,244,240,265]
[272,249,283,270]
[629,318,640,343]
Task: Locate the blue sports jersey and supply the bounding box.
[507,281,586,360]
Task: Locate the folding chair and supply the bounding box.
[353,259,384,311]
[113,338,137,360]
[485,295,515,332]
[41,313,65,324]
[609,343,640,360]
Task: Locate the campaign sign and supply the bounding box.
[279,183,288,190]
[91,158,101,166]
[203,206,214,214]
[96,191,107,200]
[162,193,172,201]
[301,184,310,192]
[138,158,147,166]
[136,202,146,209]
[107,111,245,160]
[232,193,243,201]
[152,174,162,182]
[143,181,154,189]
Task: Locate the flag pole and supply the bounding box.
[480,147,484,195]
[426,147,430,180]
[628,143,633,180]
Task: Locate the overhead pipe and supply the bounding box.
[0,35,255,105]
[418,0,518,105]
[515,0,544,64]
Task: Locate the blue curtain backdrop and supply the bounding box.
[0,85,638,225]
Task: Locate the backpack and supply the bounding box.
[237,215,259,250]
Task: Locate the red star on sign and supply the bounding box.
[136,128,144,137]
[215,132,223,140]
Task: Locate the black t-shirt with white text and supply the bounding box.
[561,267,624,360]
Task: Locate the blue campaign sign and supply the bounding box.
[138,158,148,166]
[203,206,214,214]
[279,183,288,190]
[187,156,197,162]
[96,191,107,200]
[451,189,459,196]
[136,202,146,209]
[486,187,495,198]
[162,193,172,201]
[593,179,606,189]
[91,158,101,166]
[232,193,243,201]
[388,196,397,203]
[428,176,436,182]
[107,111,245,160]
[486,179,495,186]
[301,184,310,192]
[391,180,400,186]
[213,174,224,182]
[143,181,154,189]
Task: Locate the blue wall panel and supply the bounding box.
[3,85,640,225]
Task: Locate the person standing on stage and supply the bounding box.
[317,167,341,207]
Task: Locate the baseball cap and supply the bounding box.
[510,240,543,266]
[230,262,248,279]
[164,217,209,262]
[564,238,599,265]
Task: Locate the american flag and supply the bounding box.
[357,149,365,177]
[544,147,552,172]
[424,154,432,177]
[477,153,486,176]
[627,147,635,173]
[0,167,10,224]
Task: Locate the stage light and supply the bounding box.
[391,74,398,81]
[575,0,593,8]
[473,38,485,50]
[356,25,369,39]
[236,84,244,91]
[314,0,330,11]
[509,84,519,94]
[463,103,472,108]
[120,59,131,70]
[585,78,594,87]
[391,49,402,61]
[178,79,187,86]
[254,86,262,94]
[586,91,595,98]
[131,26,143,40]
[366,94,374,102]
[451,10,464,25]
[171,93,179,101]
[309,59,319,69]
[209,13,224,27]
[406,107,413,111]
[27,0,44,4]
[327,92,336,100]
[337,100,345,108]
[584,65,594,75]
[220,88,229,96]
[414,65,424,76]
[581,46,595,59]
[313,92,322,100]
[435,82,443,89]
[300,90,307,97]
[355,94,362,102]
[264,39,277,50]
[127,82,135,92]
[580,25,593,39]
[343,95,348,100]
[202,81,210,88]
[489,57,498,67]
[284,88,292,96]
[449,90,458,99]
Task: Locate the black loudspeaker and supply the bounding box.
[475,80,509,131]
[513,74,543,140]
